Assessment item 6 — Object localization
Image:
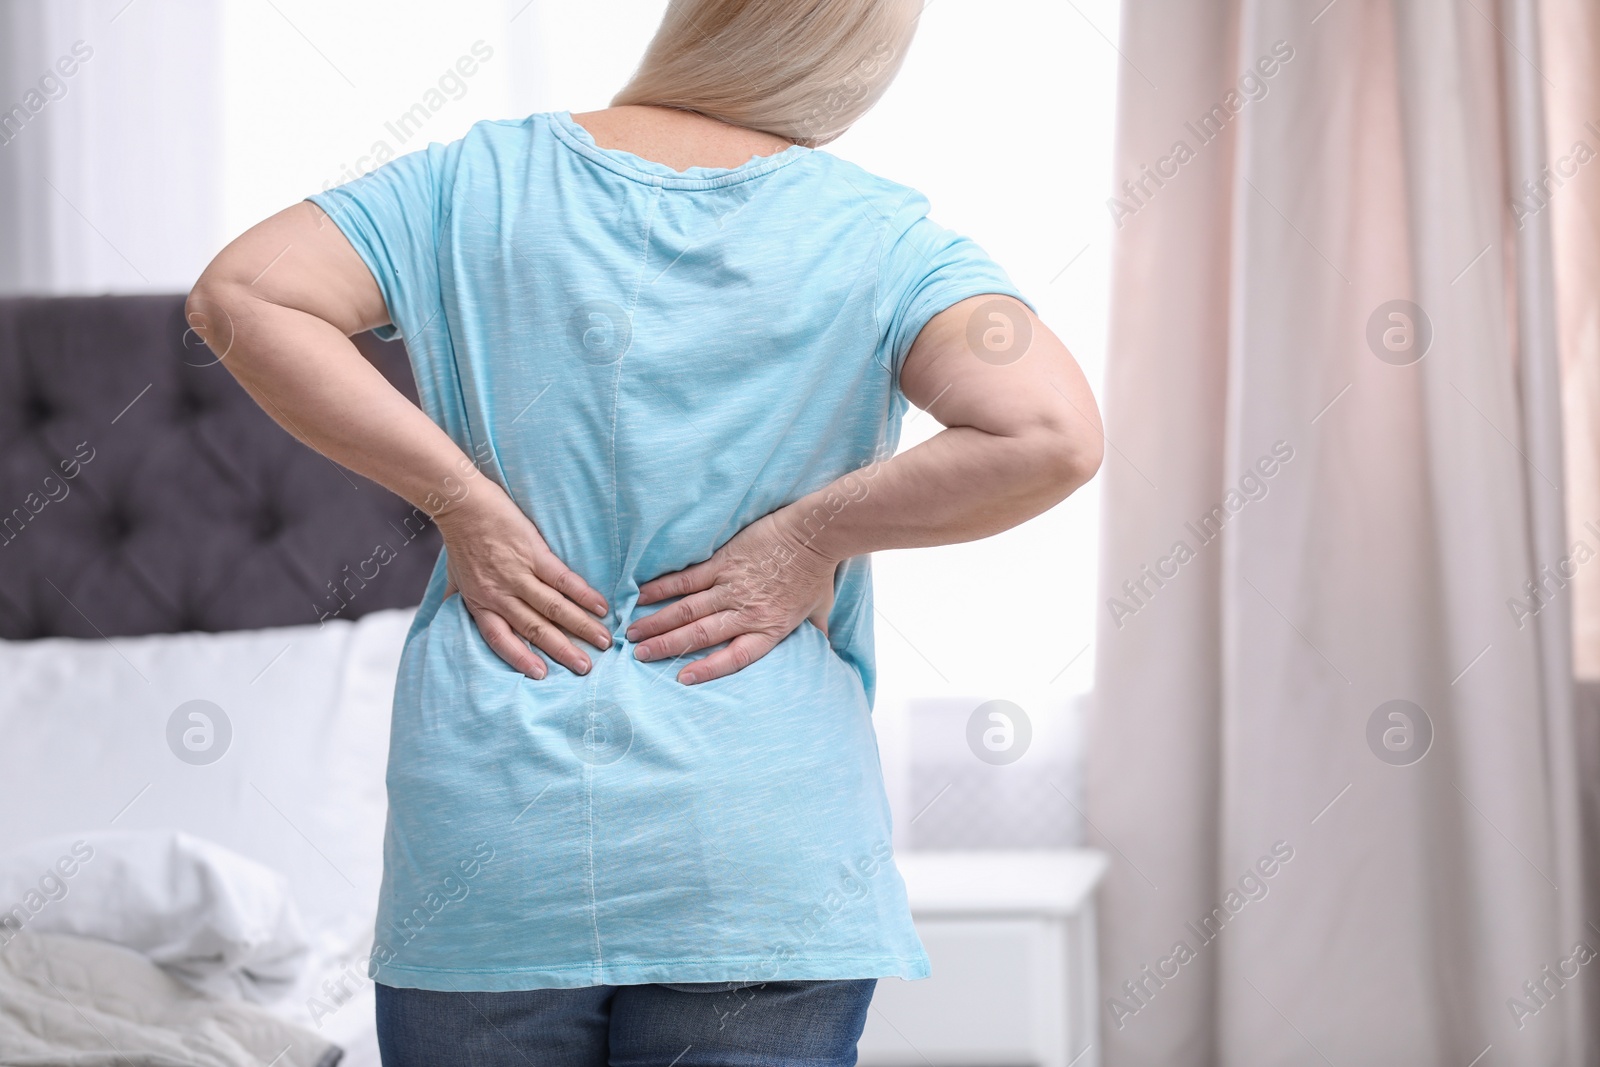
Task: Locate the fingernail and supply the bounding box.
[593,601,608,615]
[636,645,654,662]
[576,658,591,674]
[530,666,546,680]
[681,671,698,685]
[598,632,613,650]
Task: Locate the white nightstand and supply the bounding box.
[859,850,1109,1067]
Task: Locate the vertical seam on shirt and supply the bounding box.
[584,686,602,982]
[609,185,664,577]
[592,174,661,989]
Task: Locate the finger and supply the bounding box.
[637,558,720,605]
[501,601,594,676]
[633,609,744,663]
[625,589,723,644]
[537,555,609,617]
[680,633,777,685]
[470,606,548,680]
[515,574,613,650]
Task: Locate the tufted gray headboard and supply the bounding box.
[0,294,439,639]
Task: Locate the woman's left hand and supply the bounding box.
[626,507,838,685]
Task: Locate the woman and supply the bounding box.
[188,1,1102,1063]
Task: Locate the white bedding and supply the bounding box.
[0,930,340,1067]
[0,831,312,1004]
[0,608,414,1066]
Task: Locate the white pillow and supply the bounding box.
[0,830,309,1003]
[0,608,410,1016]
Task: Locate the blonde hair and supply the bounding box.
[612,0,922,147]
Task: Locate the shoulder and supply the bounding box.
[461,113,546,146]
[433,114,542,166]
[407,114,553,169]
[796,151,936,242]
[384,115,548,203]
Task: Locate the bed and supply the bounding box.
[0,293,434,1065]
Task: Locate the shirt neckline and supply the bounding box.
[547,111,811,190]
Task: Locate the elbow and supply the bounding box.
[184,274,248,366]
[1026,402,1104,498]
[185,267,235,326]
[186,255,228,321]
[1003,424,1100,506]
[1048,430,1103,496]
[182,282,210,340]
[1066,431,1105,491]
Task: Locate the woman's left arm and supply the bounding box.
[187,200,614,679]
[628,297,1101,684]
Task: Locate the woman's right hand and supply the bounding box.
[435,488,613,680]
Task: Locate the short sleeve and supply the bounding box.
[306,142,456,342]
[874,191,1033,381]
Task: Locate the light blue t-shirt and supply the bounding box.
[309,111,1027,991]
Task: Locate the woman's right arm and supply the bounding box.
[628,295,1102,683]
[186,201,614,679]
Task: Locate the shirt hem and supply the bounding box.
[371,953,932,992]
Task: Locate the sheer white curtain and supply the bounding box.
[0,0,222,294]
[1088,0,1587,1063]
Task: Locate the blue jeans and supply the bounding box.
[375,979,877,1066]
